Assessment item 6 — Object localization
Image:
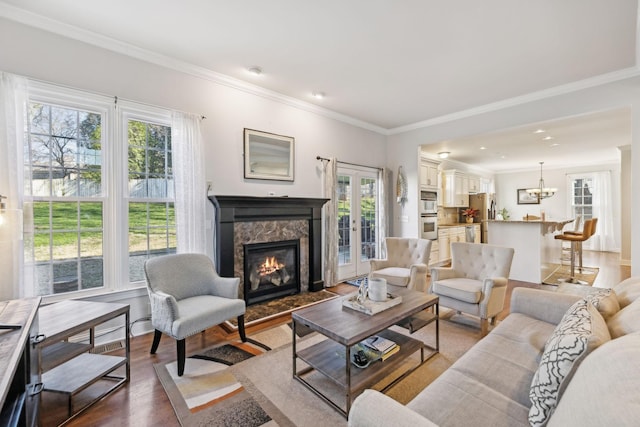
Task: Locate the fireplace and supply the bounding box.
[209,195,328,305]
[244,239,300,305]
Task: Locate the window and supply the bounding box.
[126,118,176,282]
[570,176,593,222]
[24,85,175,297]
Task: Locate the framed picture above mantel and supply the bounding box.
[517,188,540,205]
[243,128,295,181]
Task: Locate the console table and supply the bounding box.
[37,300,130,425]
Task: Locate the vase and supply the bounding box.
[466,217,474,224]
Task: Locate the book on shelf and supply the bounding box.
[380,344,400,361]
[362,335,397,353]
[347,337,400,368]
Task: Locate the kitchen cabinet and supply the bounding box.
[438,228,451,261]
[429,239,439,267]
[420,160,439,190]
[437,225,476,262]
[468,175,480,194]
[441,170,469,207]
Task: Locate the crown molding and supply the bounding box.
[389,66,640,135]
[0,3,387,135]
[2,2,639,138]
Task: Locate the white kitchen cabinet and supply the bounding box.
[474,224,481,243]
[441,170,469,207]
[420,160,439,190]
[468,174,480,194]
[437,228,451,261]
[451,227,466,245]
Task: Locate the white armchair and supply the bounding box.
[144,253,246,376]
[369,237,432,293]
[429,242,514,335]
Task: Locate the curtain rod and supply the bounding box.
[26,75,205,119]
[316,156,383,171]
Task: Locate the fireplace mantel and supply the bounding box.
[208,195,329,294]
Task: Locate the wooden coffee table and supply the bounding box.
[291,289,439,417]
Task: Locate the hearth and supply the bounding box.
[209,195,328,304]
[244,239,300,305]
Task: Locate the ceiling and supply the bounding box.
[0,0,638,170]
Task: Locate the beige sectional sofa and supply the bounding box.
[348,277,640,427]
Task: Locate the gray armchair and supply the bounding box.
[430,242,514,336]
[369,237,432,293]
[144,253,246,376]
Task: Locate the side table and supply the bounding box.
[37,300,130,425]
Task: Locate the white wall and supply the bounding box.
[387,76,640,274]
[494,163,622,251]
[0,18,387,332]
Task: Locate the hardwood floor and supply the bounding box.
[52,250,629,427]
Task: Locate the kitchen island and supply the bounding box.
[487,219,573,283]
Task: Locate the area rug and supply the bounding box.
[154,325,299,426]
[542,263,599,286]
[225,290,338,329]
[229,309,481,426]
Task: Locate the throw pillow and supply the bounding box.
[607,297,640,339]
[584,288,620,320]
[613,277,640,308]
[529,299,611,427]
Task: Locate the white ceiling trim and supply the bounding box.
[388,66,640,136]
[2,2,639,139]
[0,3,388,135]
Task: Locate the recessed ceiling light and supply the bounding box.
[312,92,325,99]
[542,136,554,141]
[247,66,262,76]
[479,146,487,150]
[438,151,450,159]
[550,143,560,147]
[534,129,546,134]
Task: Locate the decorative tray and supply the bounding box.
[342,293,402,315]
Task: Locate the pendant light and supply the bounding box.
[526,162,557,199]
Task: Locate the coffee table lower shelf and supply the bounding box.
[293,328,436,417]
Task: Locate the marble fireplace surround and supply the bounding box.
[208,195,329,302]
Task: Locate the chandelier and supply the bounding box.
[526,162,557,199]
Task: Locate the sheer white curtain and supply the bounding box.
[322,157,338,287]
[172,112,207,254]
[0,72,28,299]
[566,171,616,252]
[377,167,388,258]
[588,171,616,251]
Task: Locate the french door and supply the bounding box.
[337,166,380,280]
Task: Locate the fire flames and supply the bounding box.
[258,256,285,276]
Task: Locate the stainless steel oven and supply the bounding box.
[420,214,438,240]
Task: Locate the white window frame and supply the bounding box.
[26,82,173,301]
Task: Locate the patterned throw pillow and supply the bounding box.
[584,288,620,320]
[529,299,611,427]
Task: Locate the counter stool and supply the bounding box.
[563,217,596,273]
[560,214,582,267]
[554,218,597,284]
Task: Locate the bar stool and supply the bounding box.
[560,214,582,267]
[563,217,597,273]
[554,218,596,284]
